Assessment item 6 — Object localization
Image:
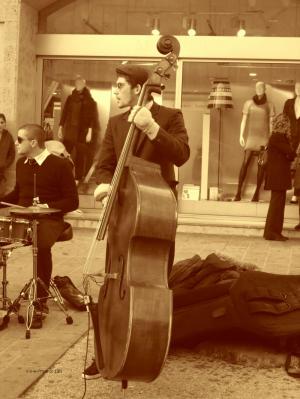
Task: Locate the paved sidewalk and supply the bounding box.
[1,228,300,398]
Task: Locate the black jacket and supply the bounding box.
[59,87,99,142]
[264,133,295,191]
[0,129,15,174]
[94,102,190,190]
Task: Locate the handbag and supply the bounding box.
[257,145,268,167]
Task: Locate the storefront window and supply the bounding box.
[179,61,300,204]
[42,58,175,181]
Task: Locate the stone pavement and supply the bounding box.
[1,227,300,399]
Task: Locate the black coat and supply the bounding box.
[0,129,15,178]
[264,133,295,191]
[95,101,190,190]
[59,87,99,142]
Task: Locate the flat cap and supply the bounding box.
[116,64,149,86]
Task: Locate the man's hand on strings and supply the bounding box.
[94,183,110,204]
[128,105,159,140]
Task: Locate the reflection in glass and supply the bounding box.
[180,61,300,204]
[41,59,175,183]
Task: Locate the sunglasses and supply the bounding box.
[17,136,26,144]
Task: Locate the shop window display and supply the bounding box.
[41,59,176,186]
[233,81,275,202]
[179,61,300,205]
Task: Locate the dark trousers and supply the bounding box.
[36,218,65,299]
[63,139,91,181]
[264,190,286,238]
[236,150,265,200]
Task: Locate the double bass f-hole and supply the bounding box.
[103,248,118,298]
[118,255,126,300]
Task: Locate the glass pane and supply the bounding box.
[180,61,300,204]
[41,58,175,183]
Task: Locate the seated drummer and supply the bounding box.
[0,124,78,328]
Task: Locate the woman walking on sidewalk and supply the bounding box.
[263,113,296,241]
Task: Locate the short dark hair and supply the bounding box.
[19,124,46,148]
[0,113,6,123]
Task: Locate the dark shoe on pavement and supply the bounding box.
[279,234,289,241]
[41,302,49,315]
[233,194,241,201]
[294,223,300,231]
[82,360,101,380]
[31,312,43,329]
[264,234,288,241]
[35,301,49,316]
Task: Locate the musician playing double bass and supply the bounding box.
[83,64,190,379]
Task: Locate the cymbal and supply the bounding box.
[9,206,61,218]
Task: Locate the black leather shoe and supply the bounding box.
[295,223,300,231]
[264,234,288,241]
[279,234,289,241]
[31,313,43,329]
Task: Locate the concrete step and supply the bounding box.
[66,206,300,238]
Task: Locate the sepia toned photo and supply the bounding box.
[1,1,300,398]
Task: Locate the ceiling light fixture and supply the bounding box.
[187,17,197,36]
[249,72,257,76]
[151,17,160,36]
[237,19,246,37]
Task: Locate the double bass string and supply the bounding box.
[81,83,149,293]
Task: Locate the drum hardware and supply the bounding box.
[0,245,12,312]
[0,206,73,338]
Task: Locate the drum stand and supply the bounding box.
[0,245,12,311]
[1,216,73,338]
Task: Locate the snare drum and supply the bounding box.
[0,216,31,244]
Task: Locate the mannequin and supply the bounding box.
[283,81,300,204]
[234,82,275,201]
[58,76,99,184]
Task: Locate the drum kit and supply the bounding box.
[0,203,73,338]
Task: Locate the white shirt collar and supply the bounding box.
[25,148,51,166]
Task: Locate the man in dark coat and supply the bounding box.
[263,113,296,241]
[94,65,190,199]
[58,76,99,182]
[83,64,189,380]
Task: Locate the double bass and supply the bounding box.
[84,35,180,387]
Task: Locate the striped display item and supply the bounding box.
[207,78,233,109]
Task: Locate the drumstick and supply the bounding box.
[0,201,25,208]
